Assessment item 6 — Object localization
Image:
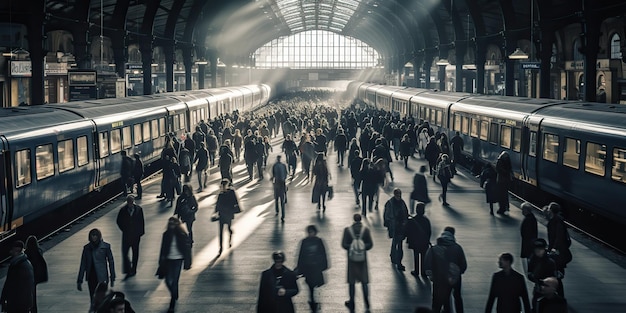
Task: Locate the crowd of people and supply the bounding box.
[0,90,573,313]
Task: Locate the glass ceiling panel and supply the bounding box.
[271,0,364,33]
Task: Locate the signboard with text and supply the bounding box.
[521,62,541,70]
[9,61,32,77]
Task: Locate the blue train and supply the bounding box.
[0,85,271,239]
[347,82,626,224]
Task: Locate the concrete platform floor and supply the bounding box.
[3,135,625,313]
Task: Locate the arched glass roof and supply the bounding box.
[270,0,363,33]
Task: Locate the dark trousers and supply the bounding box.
[361,193,374,216]
[122,238,140,274]
[185,220,194,243]
[246,160,255,179]
[165,259,184,301]
[134,175,142,197]
[337,149,345,165]
[274,181,286,218]
[256,159,264,179]
[412,249,427,275]
[348,283,370,308]
[209,150,216,166]
[432,280,464,313]
[122,175,131,196]
[196,169,207,188]
[87,267,99,308]
[390,235,404,265]
[441,180,449,203]
[218,220,233,252]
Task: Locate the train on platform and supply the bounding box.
[347,81,626,227]
[0,84,271,240]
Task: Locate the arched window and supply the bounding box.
[252,30,380,69]
[610,33,622,59]
[573,39,584,61]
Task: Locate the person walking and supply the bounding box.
[24,236,48,313]
[534,277,567,313]
[349,150,364,206]
[495,151,512,213]
[1,240,34,313]
[399,134,412,168]
[480,163,498,215]
[282,134,299,176]
[132,154,144,199]
[383,188,409,271]
[272,155,288,222]
[120,151,134,196]
[311,153,330,211]
[295,225,329,312]
[545,202,572,297]
[405,203,431,278]
[77,229,116,311]
[334,128,348,166]
[194,142,209,191]
[206,129,219,167]
[116,195,145,280]
[178,145,192,183]
[175,185,199,244]
[215,179,241,254]
[520,202,538,268]
[424,226,467,313]
[257,251,299,313]
[436,154,453,206]
[218,143,234,182]
[409,165,431,215]
[450,131,464,169]
[244,134,259,180]
[425,137,441,177]
[527,238,557,310]
[359,158,377,216]
[233,129,243,162]
[158,217,192,313]
[485,253,531,313]
[341,214,373,312]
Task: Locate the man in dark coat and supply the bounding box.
[410,166,431,215]
[527,238,557,310]
[485,253,531,313]
[520,202,538,262]
[545,202,571,297]
[535,277,568,313]
[282,134,299,176]
[116,195,145,279]
[450,131,464,168]
[257,251,299,313]
[349,150,364,206]
[296,225,328,312]
[206,129,219,167]
[194,142,209,191]
[480,163,498,215]
[384,188,409,271]
[424,227,468,313]
[495,151,512,213]
[132,154,144,199]
[334,128,348,166]
[271,155,288,222]
[341,214,373,312]
[1,240,34,313]
[406,202,431,277]
[244,135,258,180]
[120,151,134,196]
[255,136,266,180]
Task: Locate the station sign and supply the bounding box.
[520,62,541,70]
[9,60,32,77]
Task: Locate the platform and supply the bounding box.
[2,135,625,313]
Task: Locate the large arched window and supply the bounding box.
[610,33,622,59]
[253,30,380,69]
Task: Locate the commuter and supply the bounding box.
[311,153,330,211]
[132,154,144,199]
[485,253,531,313]
[244,133,258,180]
[120,151,134,196]
[410,166,431,215]
[425,137,441,177]
[405,203,431,278]
[450,131,464,168]
[206,129,219,167]
[255,135,266,180]
[300,134,316,178]
[233,129,243,161]
[116,195,145,280]
[77,229,116,311]
[257,251,299,313]
[349,150,364,206]
[215,179,241,254]
[24,236,48,313]
[1,240,34,313]
[158,217,192,313]
[334,128,348,166]
[417,127,430,158]
[282,134,299,176]
[392,123,403,160]
[545,202,572,296]
[178,145,192,183]
[438,133,450,157]
[192,125,206,154]
[263,136,273,167]
[372,138,394,182]
[436,154,453,206]
[194,142,209,191]
[272,155,288,222]
[347,138,360,167]
[527,238,557,310]
[184,132,196,173]
[359,158,377,216]
[520,202,538,266]
[383,188,409,271]
[158,141,177,199]
[534,277,568,313]
[424,226,467,313]
[341,214,373,312]
[495,151,513,213]
[163,156,180,207]
[175,185,198,244]
[400,134,412,168]
[480,163,498,215]
[295,225,329,312]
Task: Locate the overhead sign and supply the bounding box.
[9,61,32,77]
[521,62,541,70]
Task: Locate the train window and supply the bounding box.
[159,118,166,137]
[500,125,511,149]
[542,133,559,163]
[151,120,158,140]
[191,111,197,126]
[585,142,606,176]
[58,139,75,173]
[563,138,580,169]
[512,127,521,152]
[480,121,489,141]
[99,132,109,158]
[462,117,469,135]
[142,122,150,142]
[436,110,443,126]
[122,127,132,150]
[489,123,499,144]
[179,113,186,130]
[430,109,436,123]
[529,131,537,157]
[612,148,626,183]
[200,109,206,121]
[15,149,31,187]
[470,119,479,138]
[173,115,180,131]
[77,136,89,166]
[133,124,142,145]
[453,114,461,132]
[110,129,121,154]
[36,144,54,180]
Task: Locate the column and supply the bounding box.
[140,37,153,95]
[583,19,601,102]
[455,42,466,92]
[475,38,486,94]
[164,45,175,92]
[28,0,46,105]
[183,47,193,91]
[209,54,217,88]
[539,26,554,98]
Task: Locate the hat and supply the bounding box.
[272,251,285,262]
[533,238,547,248]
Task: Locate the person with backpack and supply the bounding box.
[405,203,431,278]
[295,225,328,312]
[174,185,198,244]
[384,188,409,271]
[341,214,373,312]
[424,226,467,313]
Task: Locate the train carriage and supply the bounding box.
[409,91,470,133]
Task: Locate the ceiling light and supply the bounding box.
[436,59,449,66]
[508,48,529,60]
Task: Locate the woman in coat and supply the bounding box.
[359,158,378,216]
[77,229,116,311]
[215,179,241,254]
[424,137,441,178]
[233,129,243,161]
[25,236,48,313]
[399,134,412,168]
[158,217,192,313]
[495,151,513,213]
[174,184,198,244]
[311,153,330,211]
[479,163,498,215]
[410,165,431,215]
[436,154,453,206]
[295,225,328,312]
[218,142,234,182]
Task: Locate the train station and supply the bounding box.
[1,1,626,313]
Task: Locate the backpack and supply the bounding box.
[347,226,367,262]
[433,245,461,286]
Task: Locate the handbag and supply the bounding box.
[210,212,220,222]
[327,185,334,200]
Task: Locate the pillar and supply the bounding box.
[424,53,434,89]
[504,36,516,96]
[583,19,601,102]
[27,0,45,105]
[164,45,175,92]
[183,47,193,91]
[455,42,467,92]
[198,64,206,89]
[140,37,153,95]
[209,54,217,88]
[539,26,554,98]
[475,38,486,94]
[112,33,126,78]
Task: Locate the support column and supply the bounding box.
[209,54,217,88]
[439,65,446,91]
[183,47,193,91]
[424,53,434,89]
[112,33,127,78]
[140,37,153,95]
[504,36,516,96]
[413,55,423,88]
[198,64,206,89]
[27,0,45,105]
[455,42,466,92]
[539,27,554,98]
[164,45,175,92]
[475,39,486,94]
[583,19,601,102]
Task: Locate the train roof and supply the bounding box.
[537,102,626,130]
[0,106,85,136]
[46,96,177,119]
[458,95,567,113]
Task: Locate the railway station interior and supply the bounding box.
[1,0,626,313]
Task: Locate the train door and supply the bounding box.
[94,131,103,189]
[520,115,542,186]
[0,136,11,233]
